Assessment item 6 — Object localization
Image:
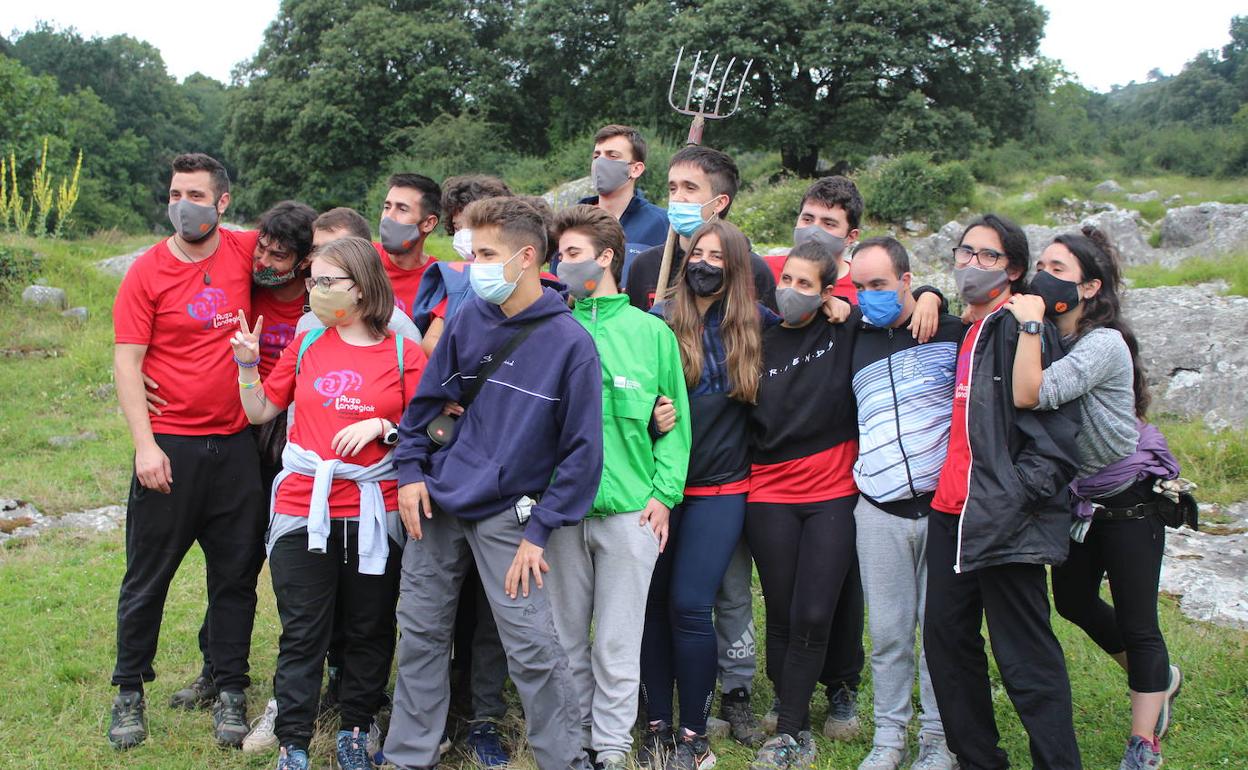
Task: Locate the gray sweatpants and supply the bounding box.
[546,511,660,761]
[715,535,758,692]
[854,497,943,749]
[385,509,590,770]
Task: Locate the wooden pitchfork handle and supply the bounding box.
[653,115,706,306]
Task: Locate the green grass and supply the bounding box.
[1127,253,1248,297]
[0,527,1245,769]
[1154,416,1248,508]
[982,174,1248,227]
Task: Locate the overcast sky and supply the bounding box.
[4,0,1242,93]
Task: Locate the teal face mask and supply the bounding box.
[469,249,523,304]
[667,197,719,238]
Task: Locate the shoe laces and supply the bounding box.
[113,696,144,728]
[250,700,278,732]
[337,728,371,770]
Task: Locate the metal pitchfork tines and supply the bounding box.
[667,46,754,146]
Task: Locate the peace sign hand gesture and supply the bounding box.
[230,309,265,366]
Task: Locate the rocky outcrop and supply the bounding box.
[1160,525,1248,630]
[0,499,125,544]
[542,176,595,210]
[1158,203,1248,261]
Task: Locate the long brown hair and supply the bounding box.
[311,236,393,339]
[667,220,761,403]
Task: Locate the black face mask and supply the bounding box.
[685,260,724,297]
[1030,270,1082,317]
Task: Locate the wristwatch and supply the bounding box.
[381,419,400,446]
[1019,320,1043,336]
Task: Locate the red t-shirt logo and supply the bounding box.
[313,369,363,407]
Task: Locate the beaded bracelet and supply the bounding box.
[234,355,260,368]
[239,379,260,390]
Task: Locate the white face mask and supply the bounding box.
[452,228,474,261]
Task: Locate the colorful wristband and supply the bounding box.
[234,355,260,368]
[239,379,260,390]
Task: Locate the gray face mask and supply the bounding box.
[556,257,606,299]
[380,216,423,255]
[776,287,824,326]
[954,265,1011,305]
[592,157,632,195]
[168,199,219,242]
[793,225,845,257]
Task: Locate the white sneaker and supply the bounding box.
[242,698,279,753]
[858,745,907,770]
[911,734,956,770]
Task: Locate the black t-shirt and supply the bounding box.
[626,242,778,312]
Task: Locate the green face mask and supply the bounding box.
[252,265,298,288]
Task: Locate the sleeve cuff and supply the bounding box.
[523,517,554,549]
[396,461,426,487]
[651,488,679,510]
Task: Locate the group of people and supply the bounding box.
[106,123,1190,770]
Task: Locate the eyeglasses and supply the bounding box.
[952,245,1007,269]
[305,275,355,291]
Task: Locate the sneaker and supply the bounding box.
[598,752,629,770]
[169,672,218,710]
[213,690,250,748]
[367,719,384,765]
[1155,664,1182,739]
[719,687,765,747]
[823,685,861,741]
[858,745,906,770]
[749,733,798,770]
[336,727,372,770]
[911,734,955,770]
[466,720,510,767]
[761,696,780,734]
[277,745,310,770]
[673,730,716,770]
[439,731,453,756]
[243,698,279,753]
[1119,735,1163,770]
[638,721,675,769]
[107,691,148,750]
[793,731,818,769]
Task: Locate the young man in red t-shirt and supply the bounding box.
[378,174,441,318]
[109,154,265,751]
[762,175,863,301]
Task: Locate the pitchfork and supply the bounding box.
[653,47,754,304]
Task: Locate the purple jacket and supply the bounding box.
[1071,420,1180,519]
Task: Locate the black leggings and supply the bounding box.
[1052,513,1170,693]
[746,495,857,738]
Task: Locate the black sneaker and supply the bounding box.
[107,691,148,750]
[672,731,716,770]
[638,720,675,769]
[213,690,249,748]
[169,672,218,710]
[719,687,765,747]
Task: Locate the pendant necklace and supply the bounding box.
[169,235,217,285]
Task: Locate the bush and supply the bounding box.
[860,153,975,224]
[731,176,810,247]
[0,244,43,294]
[967,142,1036,185]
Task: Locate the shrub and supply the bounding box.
[732,176,810,246]
[0,244,43,294]
[860,153,975,224]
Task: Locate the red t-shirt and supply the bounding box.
[114,229,259,435]
[250,288,307,380]
[684,478,751,497]
[264,328,426,518]
[931,308,1000,515]
[763,253,857,303]
[747,440,860,504]
[378,243,436,319]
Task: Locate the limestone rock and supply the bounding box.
[1093,179,1124,194]
[1160,526,1248,630]
[1127,190,1160,203]
[1157,203,1248,260]
[21,285,67,310]
[62,306,88,322]
[542,176,595,210]
[47,431,99,449]
[94,247,146,279]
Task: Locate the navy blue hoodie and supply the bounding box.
[394,287,604,548]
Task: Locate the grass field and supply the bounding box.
[0,232,1246,769]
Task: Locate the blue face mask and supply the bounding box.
[858,288,904,328]
[470,249,523,305]
[667,198,719,238]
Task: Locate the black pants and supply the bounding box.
[270,521,402,751]
[924,512,1081,770]
[747,496,857,737]
[820,554,864,693]
[112,431,265,692]
[1052,514,1169,692]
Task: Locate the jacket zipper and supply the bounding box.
[954,312,993,573]
[886,329,919,500]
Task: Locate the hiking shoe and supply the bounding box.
[466,720,510,767]
[367,718,384,765]
[911,734,955,770]
[1119,735,1162,770]
[673,730,716,770]
[719,687,765,747]
[761,696,780,734]
[1155,664,1182,739]
[793,731,818,769]
[277,745,310,770]
[107,691,148,750]
[823,684,861,741]
[750,733,798,770]
[638,721,676,769]
[243,698,279,753]
[169,672,218,710]
[335,727,371,770]
[213,690,250,748]
[858,745,906,770]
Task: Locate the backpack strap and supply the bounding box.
[396,333,407,408]
[295,327,327,375]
